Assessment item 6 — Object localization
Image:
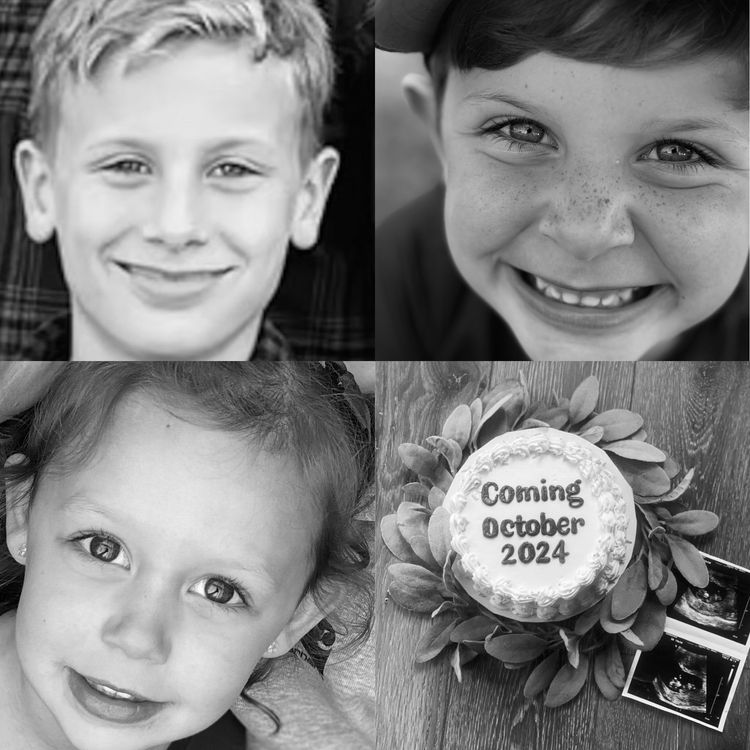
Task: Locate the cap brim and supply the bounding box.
[375,0,453,53]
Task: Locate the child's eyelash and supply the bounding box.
[479,119,722,173]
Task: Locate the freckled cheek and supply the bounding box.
[642,190,749,299]
[444,153,538,259]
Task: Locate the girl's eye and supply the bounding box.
[75,533,129,568]
[654,142,696,162]
[210,162,258,178]
[480,118,556,151]
[192,576,247,607]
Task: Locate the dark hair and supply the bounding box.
[0,362,373,720]
[428,0,748,104]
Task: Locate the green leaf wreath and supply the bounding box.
[381,374,719,707]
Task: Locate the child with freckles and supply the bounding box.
[0,362,373,750]
[13,0,341,361]
[375,0,749,361]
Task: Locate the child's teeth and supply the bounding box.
[530,274,642,309]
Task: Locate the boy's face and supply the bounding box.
[416,53,748,359]
[10,395,318,750]
[16,40,337,360]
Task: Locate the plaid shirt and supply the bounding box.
[0,0,374,360]
[8,310,293,360]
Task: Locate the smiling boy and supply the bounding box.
[14,0,339,361]
[376,0,749,360]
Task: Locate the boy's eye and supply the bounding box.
[75,533,130,568]
[191,576,247,607]
[209,162,258,178]
[103,160,150,175]
[480,118,556,150]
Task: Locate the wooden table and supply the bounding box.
[376,362,750,750]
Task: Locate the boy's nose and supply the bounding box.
[538,175,635,261]
[142,180,209,249]
[101,588,172,664]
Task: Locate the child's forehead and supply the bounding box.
[446,53,747,124]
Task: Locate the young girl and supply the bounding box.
[0,362,373,749]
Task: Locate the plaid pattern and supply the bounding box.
[7,310,293,360]
[0,0,373,360]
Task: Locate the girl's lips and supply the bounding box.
[521,271,654,309]
[67,669,166,725]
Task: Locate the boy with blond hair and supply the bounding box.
[14,0,341,360]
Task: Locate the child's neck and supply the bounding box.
[69,301,262,361]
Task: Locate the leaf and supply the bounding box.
[544,654,590,707]
[415,618,457,663]
[523,652,559,698]
[485,634,548,664]
[574,600,604,635]
[450,644,478,683]
[568,375,599,424]
[428,486,446,511]
[578,425,604,444]
[585,409,644,441]
[468,398,483,446]
[611,559,648,620]
[427,506,452,568]
[441,403,472,450]
[600,590,638,633]
[380,514,421,564]
[401,482,429,502]
[655,568,678,605]
[519,417,551,430]
[387,563,445,613]
[476,405,509,449]
[662,455,681,479]
[656,468,695,504]
[647,544,668,591]
[628,599,667,651]
[426,435,463,474]
[605,640,625,688]
[594,651,621,700]
[397,503,439,569]
[621,463,672,497]
[666,510,719,536]
[449,615,499,643]
[398,443,439,477]
[531,405,569,430]
[481,378,528,428]
[666,536,709,587]
[559,629,581,669]
[604,440,666,463]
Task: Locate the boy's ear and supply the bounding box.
[264,588,345,659]
[4,454,32,566]
[14,139,56,243]
[290,146,340,250]
[402,73,443,161]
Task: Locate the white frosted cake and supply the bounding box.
[444,427,636,621]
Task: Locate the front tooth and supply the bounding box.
[600,294,620,308]
[580,295,601,307]
[534,276,548,292]
[618,288,634,304]
[561,291,581,305]
[545,285,562,300]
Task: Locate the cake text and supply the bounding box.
[481,478,583,508]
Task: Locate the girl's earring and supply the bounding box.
[18,543,27,558]
[266,641,277,654]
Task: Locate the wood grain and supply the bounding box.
[376,362,750,750]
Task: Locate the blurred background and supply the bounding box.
[375,50,441,225]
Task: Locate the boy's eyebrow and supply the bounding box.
[462,92,745,139]
[87,136,280,156]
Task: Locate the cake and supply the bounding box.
[443,427,637,621]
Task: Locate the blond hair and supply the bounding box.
[29,0,334,158]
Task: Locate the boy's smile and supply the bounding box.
[429,52,748,359]
[16,39,337,360]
